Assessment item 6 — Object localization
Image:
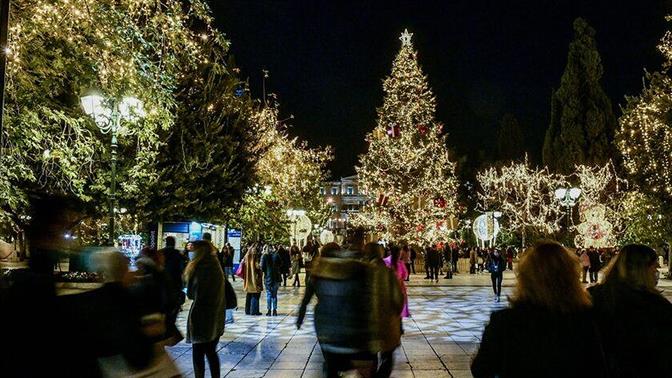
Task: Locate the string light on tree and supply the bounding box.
[355,29,459,242]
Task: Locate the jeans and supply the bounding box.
[429,266,439,280]
[491,272,503,296]
[245,293,261,315]
[582,267,589,282]
[224,266,234,281]
[266,281,279,311]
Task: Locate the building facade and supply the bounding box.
[320,175,370,239]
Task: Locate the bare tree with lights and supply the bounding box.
[477,157,566,247]
[355,29,459,242]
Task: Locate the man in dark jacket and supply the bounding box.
[159,236,187,343]
[261,247,283,316]
[302,247,373,377]
[427,246,441,282]
[587,247,601,283]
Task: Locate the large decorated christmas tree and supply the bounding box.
[355,29,458,242]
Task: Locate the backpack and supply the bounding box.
[224,279,237,309]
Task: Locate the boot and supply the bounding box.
[272,310,277,316]
[266,310,271,316]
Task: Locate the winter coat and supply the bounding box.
[469,249,477,264]
[471,303,606,378]
[279,248,291,274]
[290,251,301,276]
[242,252,263,293]
[486,254,506,274]
[589,282,672,377]
[186,254,226,344]
[369,259,404,352]
[383,256,410,317]
[261,251,283,286]
[310,250,372,353]
[427,248,441,267]
[160,247,187,307]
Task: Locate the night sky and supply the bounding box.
[208,0,672,178]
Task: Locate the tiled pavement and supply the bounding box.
[167,271,672,378]
[167,273,512,378]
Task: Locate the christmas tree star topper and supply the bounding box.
[399,29,413,46]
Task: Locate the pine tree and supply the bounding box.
[355,30,459,242]
[543,18,617,174]
[617,19,672,200]
[496,113,524,162]
[144,51,257,223]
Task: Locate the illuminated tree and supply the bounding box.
[143,51,257,224]
[0,0,223,230]
[543,18,617,174]
[617,18,672,200]
[619,191,672,247]
[356,29,458,242]
[477,157,566,246]
[231,104,333,242]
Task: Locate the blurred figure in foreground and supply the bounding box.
[471,241,606,378]
[384,245,410,319]
[365,242,404,378]
[589,244,672,377]
[185,240,226,378]
[1,195,84,377]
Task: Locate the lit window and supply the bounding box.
[319,187,325,195]
[346,186,354,195]
[331,187,338,195]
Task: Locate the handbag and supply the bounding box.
[235,261,245,278]
[225,279,237,309]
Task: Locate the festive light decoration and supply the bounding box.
[0,0,228,229]
[619,190,672,246]
[355,29,459,242]
[231,104,333,242]
[572,162,626,247]
[617,18,672,199]
[477,157,566,246]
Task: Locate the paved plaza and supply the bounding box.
[167,272,513,378]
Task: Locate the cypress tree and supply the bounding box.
[542,18,616,174]
[497,113,524,162]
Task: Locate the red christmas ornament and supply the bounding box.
[433,197,447,208]
[386,123,400,138]
[416,124,428,135]
[436,220,444,230]
[416,224,425,233]
[376,193,389,206]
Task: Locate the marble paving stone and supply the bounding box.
[168,275,516,377]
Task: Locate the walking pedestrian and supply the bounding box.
[579,249,590,283]
[296,231,378,378]
[261,245,282,316]
[158,236,187,345]
[402,245,412,281]
[487,249,506,302]
[443,245,453,279]
[241,246,263,315]
[410,246,417,274]
[279,245,291,286]
[366,242,404,378]
[471,241,606,378]
[184,240,226,378]
[469,247,477,274]
[427,245,440,281]
[587,247,601,283]
[290,243,302,287]
[221,243,235,282]
[589,244,672,377]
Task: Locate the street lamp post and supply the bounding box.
[81,93,144,246]
[554,187,582,233]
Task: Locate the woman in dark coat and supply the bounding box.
[471,241,606,378]
[185,240,226,378]
[589,244,672,377]
[486,249,506,302]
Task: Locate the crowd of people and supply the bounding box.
[471,241,672,378]
[1,196,671,378]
